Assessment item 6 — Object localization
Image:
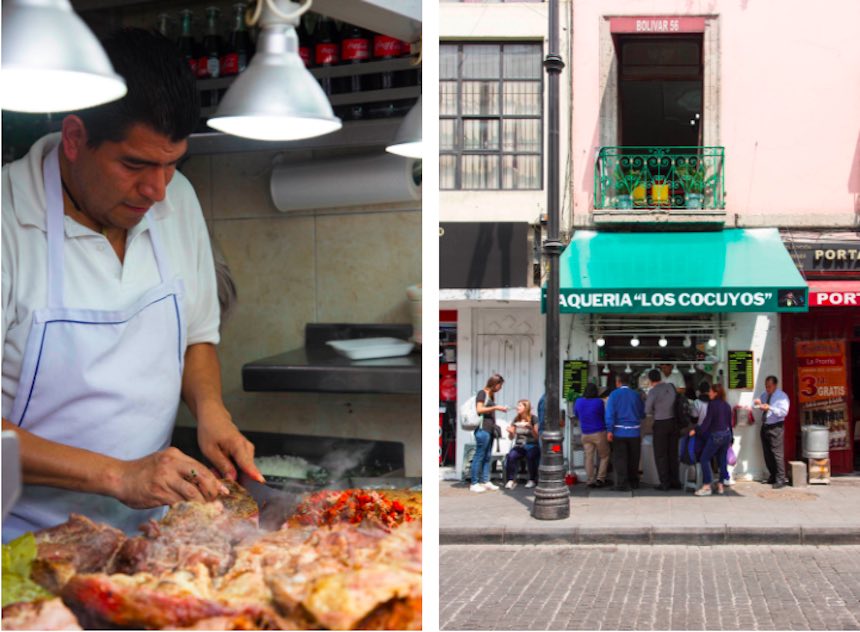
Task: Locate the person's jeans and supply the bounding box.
[582,431,610,483]
[506,444,541,481]
[699,429,731,485]
[471,428,492,484]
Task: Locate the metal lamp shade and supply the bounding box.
[208,25,341,141]
[1,0,127,112]
[386,96,422,158]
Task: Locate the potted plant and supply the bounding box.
[614,169,633,209]
[685,169,705,209]
[629,169,647,207]
[651,174,670,207]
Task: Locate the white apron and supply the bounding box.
[3,145,187,541]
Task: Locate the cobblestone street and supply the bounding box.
[440,545,860,630]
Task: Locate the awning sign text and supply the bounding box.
[545,288,808,313]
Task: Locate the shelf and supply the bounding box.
[187,116,404,155]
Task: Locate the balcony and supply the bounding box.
[593,146,726,227]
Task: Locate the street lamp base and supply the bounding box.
[531,485,570,520]
[531,436,570,520]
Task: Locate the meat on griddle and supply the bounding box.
[113,479,258,577]
[31,514,127,594]
[1,597,82,630]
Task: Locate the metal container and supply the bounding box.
[802,425,830,458]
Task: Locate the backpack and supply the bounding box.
[673,393,695,431]
[459,394,481,431]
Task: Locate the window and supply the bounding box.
[440,42,543,190]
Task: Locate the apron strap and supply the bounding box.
[43,145,65,309]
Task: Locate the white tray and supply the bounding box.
[326,337,415,360]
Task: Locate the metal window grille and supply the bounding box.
[440,42,544,190]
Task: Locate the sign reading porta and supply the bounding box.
[544,287,808,314]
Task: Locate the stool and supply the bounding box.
[679,462,703,493]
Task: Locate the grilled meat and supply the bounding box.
[1,597,82,630]
[31,514,126,594]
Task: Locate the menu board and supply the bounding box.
[727,350,754,389]
[563,360,589,399]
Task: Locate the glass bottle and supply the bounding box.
[222,2,252,75]
[314,15,340,96]
[177,9,198,76]
[202,6,223,79]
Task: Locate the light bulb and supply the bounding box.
[624,364,632,374]
[658,336,668,347]
[602,364,610,374]
[683,336,692,348]
[596,337,606,347]
[672,365,680,374]
[688,365,697,374]
[708,337,718,348]
[630,336,640,347]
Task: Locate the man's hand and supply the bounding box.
[197,407,264,483]
[113,447,228,509]
[607,432,614,442]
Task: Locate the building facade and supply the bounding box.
[441,0,860,481]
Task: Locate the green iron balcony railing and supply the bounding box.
[594,146,725,211]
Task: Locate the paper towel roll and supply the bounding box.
[271,153,421,212]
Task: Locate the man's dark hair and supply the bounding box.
[583,382,599,399]
[77,28,200,147]
[698,381,711,396]
[616,373,631,386]
[765,375,779,386]
[648,369,661,383]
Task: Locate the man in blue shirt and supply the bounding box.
[754,375,790,488]
[605,373,645,491]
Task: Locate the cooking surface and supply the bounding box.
[242,324,421,394]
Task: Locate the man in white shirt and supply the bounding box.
[660,363,687,392]
[754,375,790,488]
[2,29,263,540]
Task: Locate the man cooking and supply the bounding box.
[1,29,263,541]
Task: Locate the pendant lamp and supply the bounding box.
[386,96,422,158]
[1,0,127,112]
[208,0,341,141]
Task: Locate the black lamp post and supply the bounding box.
[532,0,569,520]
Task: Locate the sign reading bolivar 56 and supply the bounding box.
[542,288,808,314]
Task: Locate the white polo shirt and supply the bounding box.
[2,133,220,418]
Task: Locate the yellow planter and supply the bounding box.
[632,183,647,205]
[651,183,669,206]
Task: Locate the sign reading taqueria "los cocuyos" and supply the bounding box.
[542,288,809,313]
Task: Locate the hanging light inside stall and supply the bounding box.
[624,364,632,374]
[630,335,640,347]
[658,336,668,347]
[708,336,718,348]
[596,335,606,347]
[683,336,692,348]
[207,0,342,140]
[386,96,422,158]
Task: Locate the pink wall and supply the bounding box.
[571,0,860,224]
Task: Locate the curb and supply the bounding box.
[439,526,860,546]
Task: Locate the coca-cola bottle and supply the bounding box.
[297,15,312,68]
[177,9,198,76]
[339,23,370,120]
[221,2,252,76]
[369,31,401,118]
[314,15,340,96]
[198,6,222,80]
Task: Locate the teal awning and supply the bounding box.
[545,228,808,314]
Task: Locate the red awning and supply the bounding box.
[808,281,860,308]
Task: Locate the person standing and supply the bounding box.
[645,369,682,491]
[692,383,733,496]
[575,383,609,488]
[504,399,540,489]
[754,375,790,488]
[605,373,644,491]
[659,363,687,392]
[469,374,508,493]
[2,29,263,541]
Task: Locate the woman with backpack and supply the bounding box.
[470,374,509,493]
[691,383,732,496]
[504,399,540,489]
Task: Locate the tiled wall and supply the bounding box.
[176,149,422,476]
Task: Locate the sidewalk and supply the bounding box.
[439,477,860,545]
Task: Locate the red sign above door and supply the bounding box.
[610,17,706,34]
[808,281,860,308]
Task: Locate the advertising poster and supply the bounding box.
[796,339,850,451]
